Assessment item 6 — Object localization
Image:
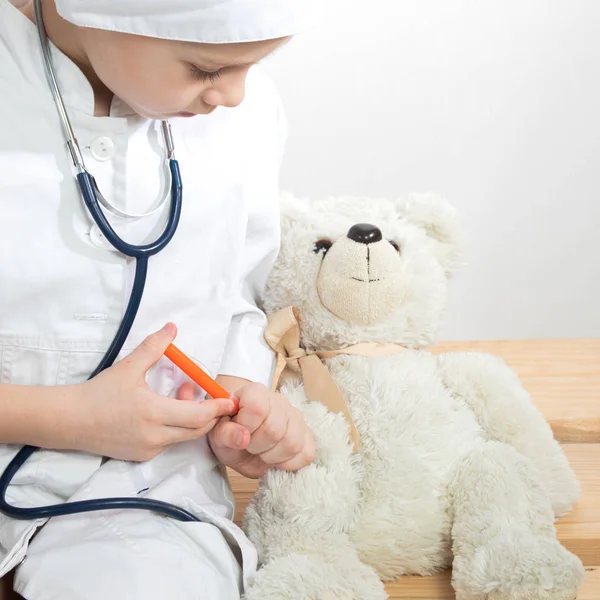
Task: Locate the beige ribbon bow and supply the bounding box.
[264,306,407,452]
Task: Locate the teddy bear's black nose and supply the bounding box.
[347,223,383,245]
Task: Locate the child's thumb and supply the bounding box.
[127,323,177,374]
[209,419,251,452]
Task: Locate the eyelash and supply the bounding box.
[188,64,223,83]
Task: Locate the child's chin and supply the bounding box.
[132,109,166,119]
[135,103,217,119]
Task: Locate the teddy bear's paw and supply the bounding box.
[244,552,387,600]
[453,533,584,600]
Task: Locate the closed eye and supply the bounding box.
[188,63,223,83]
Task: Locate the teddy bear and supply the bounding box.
[242,192,585,600]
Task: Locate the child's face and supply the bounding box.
[78,28,288,118]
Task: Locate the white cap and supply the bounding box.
[54,0,317,44]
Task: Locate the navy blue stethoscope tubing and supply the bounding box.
[80,161,182,259]
[86,159,183,375]
[0,159,202,523]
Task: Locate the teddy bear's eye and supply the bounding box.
[314,239,333,256]
[389,240,401,253]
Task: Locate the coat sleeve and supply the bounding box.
[217,81,287,387]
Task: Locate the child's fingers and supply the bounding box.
[176,382,195,401]
[209,418,251,452]
[232,383,271,434]
[275,451,315,472]
[244,398,288,456]
[273,430,316,472]
[163,419,219,445]
[122,323,177,375]
[160,396,235,429]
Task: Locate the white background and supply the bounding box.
[263,0,600,341]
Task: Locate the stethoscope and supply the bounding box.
[0,0,202,523]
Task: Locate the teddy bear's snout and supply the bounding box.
[347,223,383,245]
[316,223,405,325]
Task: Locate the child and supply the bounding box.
[0,0,316,598]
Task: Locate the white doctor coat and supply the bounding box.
[0,1,284,597]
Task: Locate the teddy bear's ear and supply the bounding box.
[280,191,309,216]
[396,192,465,276]
[279,191,312,236]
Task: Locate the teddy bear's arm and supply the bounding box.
[436,351,580,518]
[242,383,387,600]
[243,384,362,560]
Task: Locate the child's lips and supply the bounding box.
[177,106,216,117]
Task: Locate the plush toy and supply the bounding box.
[243,193,585,600]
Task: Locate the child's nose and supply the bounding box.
[202,71,248,109]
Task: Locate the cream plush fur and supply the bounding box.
[243,193,585,600]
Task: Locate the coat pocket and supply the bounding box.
[0,340,103,500]
[0,340,106,387]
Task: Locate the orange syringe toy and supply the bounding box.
[164,344,239,415]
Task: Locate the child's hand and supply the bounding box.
[71,324,235,462]
[207,383,316,479]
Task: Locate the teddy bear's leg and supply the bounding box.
[242,397,387,600]
[437,352,580,518]
[243,539,387,600]
[449,441,585,600]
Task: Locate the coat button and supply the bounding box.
[89,136,115,161]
